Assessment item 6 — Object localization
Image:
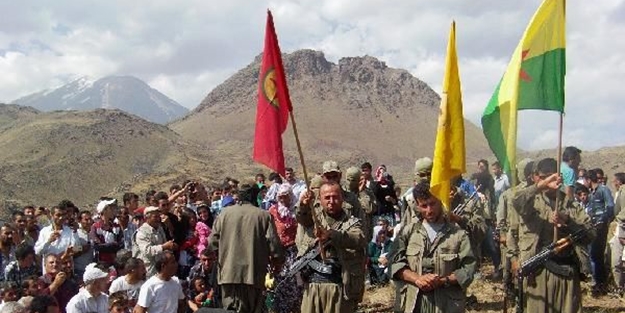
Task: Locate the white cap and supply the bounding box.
[96,199,117,213]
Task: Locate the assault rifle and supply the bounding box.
[514,225,595,313]
[452,186,480,216]
[284,219,358,278]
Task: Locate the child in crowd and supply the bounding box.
[188,276,215,310]
[109,291,130,313]
[195,213,210,258]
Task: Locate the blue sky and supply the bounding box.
[1,0,624,151]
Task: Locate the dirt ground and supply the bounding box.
[359,265,625,313]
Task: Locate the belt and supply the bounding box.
[309,271,342,284]
[544,260,576,277]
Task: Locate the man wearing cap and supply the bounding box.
[132,206,176,276]
[315,161,368,227]
[297,182,367,313]
[345,166,376,241]
[65,263,109,313]
[89,199,123,267]
[209,185,284,313]
[400,157,433,226]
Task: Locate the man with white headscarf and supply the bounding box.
[65,263,110,313]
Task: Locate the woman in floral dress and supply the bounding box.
[268,184,302,313]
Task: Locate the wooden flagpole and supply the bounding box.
[289,111,310,187]
[289,110,326,260]
[554,113,564,243]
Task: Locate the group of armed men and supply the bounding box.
[217,144,621,313]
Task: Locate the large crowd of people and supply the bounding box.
[0,147,623,313]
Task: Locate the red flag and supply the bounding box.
[253,10,292,176]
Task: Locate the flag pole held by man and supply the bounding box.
[480,1,594,313]
[481,0,566,184]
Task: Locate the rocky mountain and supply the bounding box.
[12,76,188,124]
[0,105,232,210]
[172,49,492,184]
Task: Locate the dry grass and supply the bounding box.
[360,265,625,313]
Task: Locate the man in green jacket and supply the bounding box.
[390,182,476,313]
[296,182,367,313]
[512,158,595,313]
[209,186,284,313]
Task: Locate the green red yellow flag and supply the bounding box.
[431,21,466,211]
[481,0,565,181]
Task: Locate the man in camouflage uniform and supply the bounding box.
[512,158,595,313]
[611,172,625,295]
[401,157,433,226]
[390,182,476,313]
[496,158,533,302]
[449,186,488,267]
[296,175,324,252]
[312,161,369,238]
[345,166,377,241]
[296,182,367,313]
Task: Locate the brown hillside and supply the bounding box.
[0,103,40,129]
[0,108,229,210]
[171,50,492,183]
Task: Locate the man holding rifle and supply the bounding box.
[296,182,366,313]
[512,158,595,313]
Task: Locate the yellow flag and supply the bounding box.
[430,21,466,211]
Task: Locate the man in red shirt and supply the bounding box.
[89,198,124,266]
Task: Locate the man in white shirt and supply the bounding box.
[284,167,307,200]
[65,263,109,313]
[491,161,510,207]
[34,206,79,261]
[134,251,185,313]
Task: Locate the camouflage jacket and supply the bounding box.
[512,185,595,275]
[389,219,476,313]
[294,204,367,302]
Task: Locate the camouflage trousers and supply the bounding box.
[523,268,581,313]
[301,282,357,313]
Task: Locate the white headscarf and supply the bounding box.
[277,184,296,218]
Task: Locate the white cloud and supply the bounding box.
[1,0,623,152]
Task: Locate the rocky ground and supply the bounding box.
[359,265,625,313]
